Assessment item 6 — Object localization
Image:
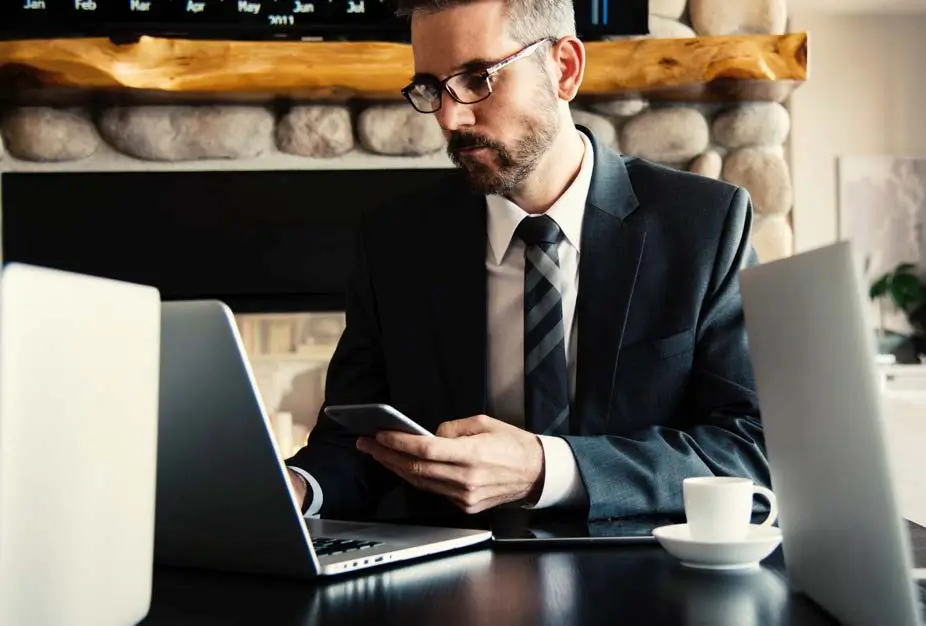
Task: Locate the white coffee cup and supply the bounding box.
[682,477,778,543]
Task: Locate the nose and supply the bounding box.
[434,90,475,132]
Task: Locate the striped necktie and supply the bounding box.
[515,215,570,436]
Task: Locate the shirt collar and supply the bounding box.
[486,131,594,266]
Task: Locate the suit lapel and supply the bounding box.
[574,132,646,435]
[427,185,489,420]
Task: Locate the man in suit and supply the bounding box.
[285,0,770,525]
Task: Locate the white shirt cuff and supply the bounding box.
[287,466,323,518]
[526,435,587,509]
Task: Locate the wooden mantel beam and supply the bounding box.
[0,33,808,104]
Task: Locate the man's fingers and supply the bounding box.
[379,459,464,498]
[359,438,464,482]
[384,462,499,515]
[392,466,492,514]
[357,431,519,515]
[360,439,496,510]
[386,462,498,515]
[436,414,496,438]
[372,431,467,463]
[357,437,408,466]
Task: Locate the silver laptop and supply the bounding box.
[740,241,926,626]
[153,300,491,578]
[0,263,161,626]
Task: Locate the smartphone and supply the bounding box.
[323,403,434,438]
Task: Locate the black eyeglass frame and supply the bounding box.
[401,37,557,114]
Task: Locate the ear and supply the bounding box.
[551,36,586,102]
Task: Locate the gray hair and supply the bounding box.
[395,0,576,44]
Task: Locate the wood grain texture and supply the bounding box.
[0,33,808,103]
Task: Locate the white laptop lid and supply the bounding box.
[739,241,922,626]
[0,264,161,626]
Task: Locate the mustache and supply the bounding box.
[447,132,505,154]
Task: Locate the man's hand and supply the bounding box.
[287,469,308,509]
[355,415,545,514]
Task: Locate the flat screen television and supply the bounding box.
[0,0,649,42]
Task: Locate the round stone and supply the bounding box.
[649,16,697,39]
[712,103,790,149]
[750,215,793,262]
[690,0,787,35]
[97,105,273,161]
[587,98,649,118]
[689,150,723,179]
[758,144,785,159]
[722,148,793,215]
[1,107,99,162]
[356,105,445,156]
[649,0,687,19]
[571,108,618,150]
[276,105,354,158]
[620,107,709,164]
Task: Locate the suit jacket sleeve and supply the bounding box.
[563,187,769,521]
[286,219,399,520]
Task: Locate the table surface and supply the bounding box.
[139,522,926,626]
[139,548,833,626]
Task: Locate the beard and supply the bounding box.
[446,88,559,196]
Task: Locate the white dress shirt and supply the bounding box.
[291,131,595,515]
[485,130,593,509]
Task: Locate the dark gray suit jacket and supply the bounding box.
[290,128,770,524]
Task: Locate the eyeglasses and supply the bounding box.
[401,37,556,114]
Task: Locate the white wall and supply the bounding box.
[788,13,926,252]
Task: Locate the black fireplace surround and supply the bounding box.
[1,168,453,313]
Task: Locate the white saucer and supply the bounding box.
[652,524,783,571]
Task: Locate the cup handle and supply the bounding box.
[753,485,779,527]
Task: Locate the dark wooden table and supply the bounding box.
[139,522,926,625]
[140,544,842,626]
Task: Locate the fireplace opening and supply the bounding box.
[0,167,452,450]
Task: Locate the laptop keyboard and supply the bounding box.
[312,536,382,557]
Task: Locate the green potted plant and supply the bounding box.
[869,262,926,359]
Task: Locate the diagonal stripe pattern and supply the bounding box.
[515,215,571,436]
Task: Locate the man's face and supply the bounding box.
[410,1,560,195]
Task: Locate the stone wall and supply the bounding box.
[0,97,794,261]
[0,0,794,263]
